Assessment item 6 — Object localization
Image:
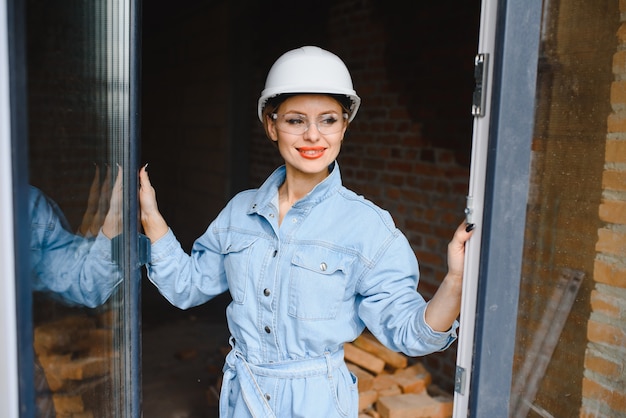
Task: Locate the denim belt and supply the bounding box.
[220,341,345,417]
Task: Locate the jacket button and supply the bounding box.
[320,262,327,272]
[264,326,271,334]
[273,250,278,257]
[264,288,271,296]
[265,393,271,401]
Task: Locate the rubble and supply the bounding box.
[345,332,453,418]
[34,312,117,418]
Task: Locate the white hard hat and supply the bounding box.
[257,46,361,122]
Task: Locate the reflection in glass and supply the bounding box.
[26,0,132,416]
[30,167,122,308]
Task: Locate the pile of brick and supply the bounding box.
[33,312,116,418]
[346,331,453,418]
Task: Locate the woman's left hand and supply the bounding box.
[424,221,475,332]
[447,221,475,280]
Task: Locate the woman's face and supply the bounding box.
[267,94,348,178]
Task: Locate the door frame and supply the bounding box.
[1,0,34,415]
[454,0,543,416]
[0,0,21,414]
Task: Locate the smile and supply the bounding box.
[297,147,326,159]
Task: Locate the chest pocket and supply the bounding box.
[222,234,258,304]
[288,247,355,321]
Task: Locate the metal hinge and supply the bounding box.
[465,195,474,225]
[472,53,489,117]
[455,365,467,395]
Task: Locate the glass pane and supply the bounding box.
[26,0,135,416]
[510,1,623,417]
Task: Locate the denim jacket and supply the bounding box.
[30,186,121,308]
[148,162,457,416]
[149,163,456,360]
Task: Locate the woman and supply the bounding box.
[139,46,474,417]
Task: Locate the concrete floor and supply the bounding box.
[142,285,231,418]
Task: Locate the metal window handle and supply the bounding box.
[472,53,489,117]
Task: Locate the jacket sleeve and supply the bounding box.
[355,230,458,357]
[30,187,122,308]
[146,214,229,310]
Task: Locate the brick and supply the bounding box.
[345,343,386,374]
[391,363,432,394]
[428,385,454,418]
[38,354,72,392]
[33,317,95,356]
[584,351,624,379]
[60,356,109,380]
[602,169,626,192]
[611,81,626,107]
[378,385,402,398]
[376,393,442,418]
[348,363,375,392]
[360,408,382,418]
[582,377,626,413]
[599,200,626,223]
[360,390,379,411]
[352,333,408,370]
[595,228,626,256]
[372,374,400,392]
[615,50,626,74]
[586,319,626,347]
[608,111,626,134]
[605,139,626,162]
[593,258,626,288]
[52,394,84,414]
[590,290,621,318]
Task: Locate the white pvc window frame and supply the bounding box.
[454,0,542,416]
[453,0,498,414]
[0,0,20,416]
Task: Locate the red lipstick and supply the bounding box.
[298,147,326,159]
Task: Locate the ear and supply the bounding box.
[265,114,279,142]
[340,122,349,142]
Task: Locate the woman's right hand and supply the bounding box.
[139,165,169,243]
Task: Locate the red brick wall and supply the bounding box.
[582,2,626,416]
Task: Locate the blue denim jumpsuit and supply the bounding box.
[29,186,121,308]
[147,163,458,417]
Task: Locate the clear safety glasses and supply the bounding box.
[270,112,348,135]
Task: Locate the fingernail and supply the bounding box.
[143,163,149,171]
[465,223,475,233]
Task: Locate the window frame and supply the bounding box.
[0,0,143,415]
[467,0,543,416]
